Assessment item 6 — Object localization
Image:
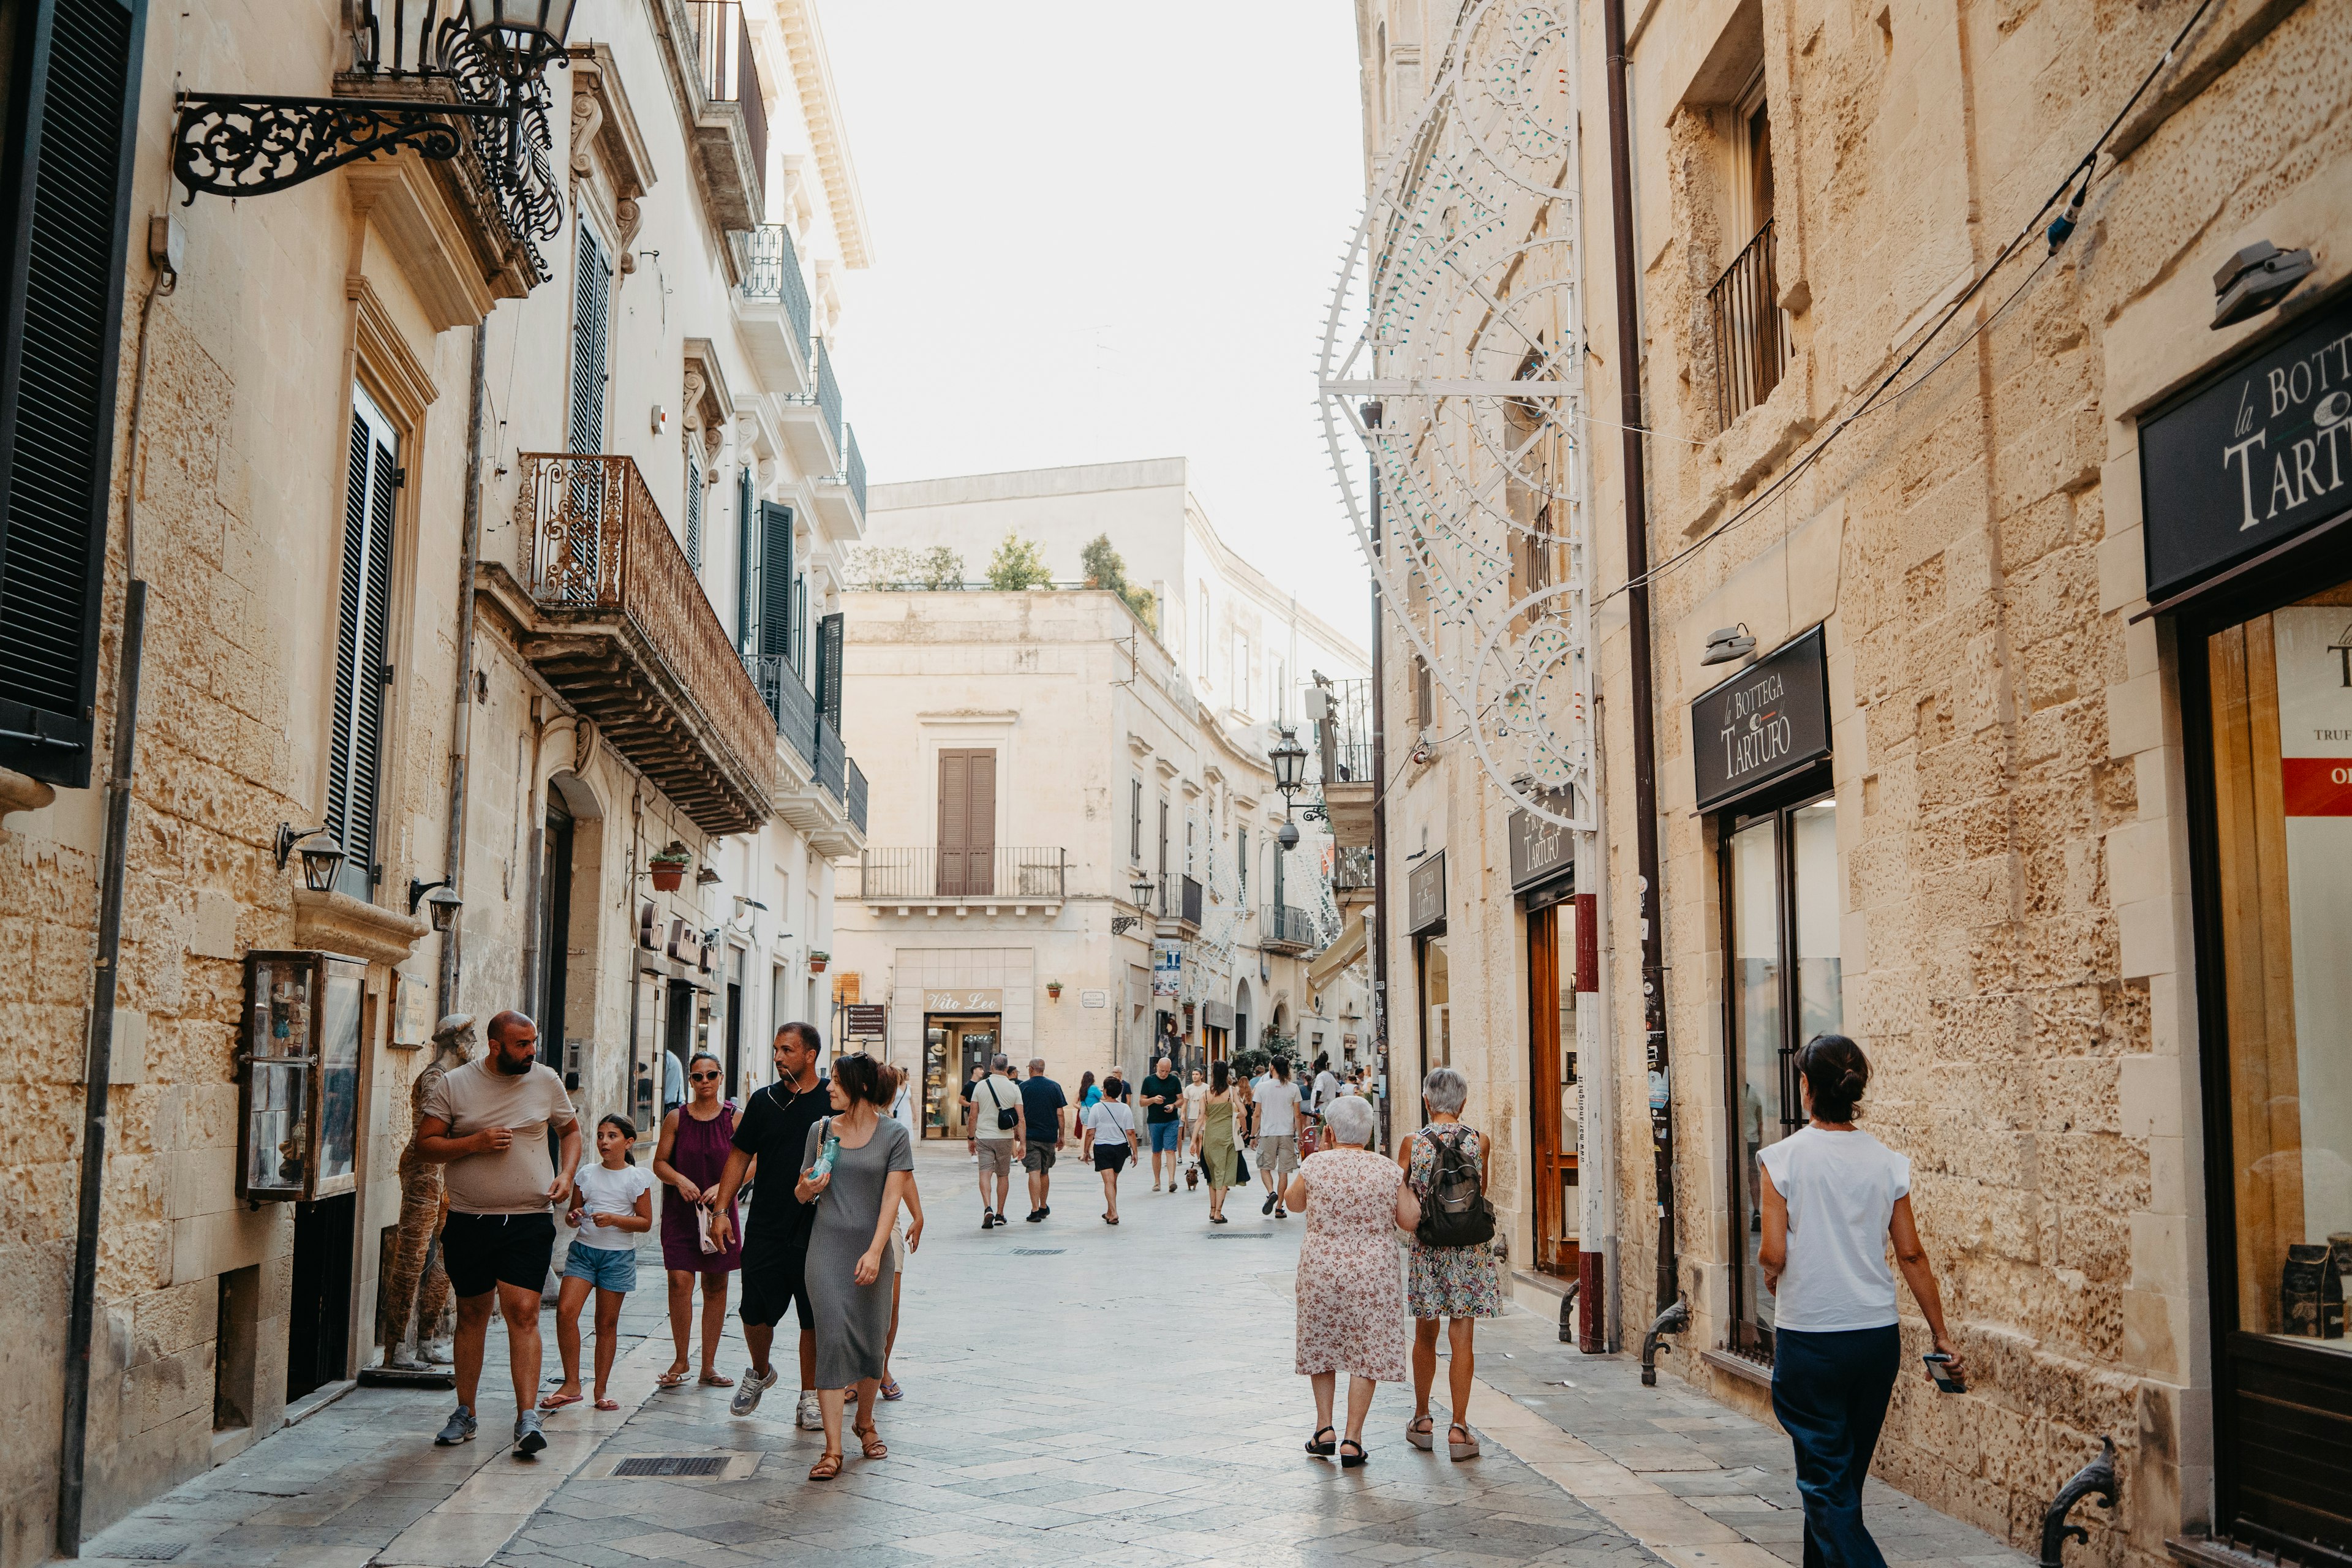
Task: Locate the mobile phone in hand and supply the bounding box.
[1923,1352,1966,1393]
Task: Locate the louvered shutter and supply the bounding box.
[0,0,148,787]
[685,451,703,570]
[757,502,791,666]
[815,612,843,732]
[325,389,397,899]
[736,468,757,653]
[569,226,610,456]
[790,578,807,677]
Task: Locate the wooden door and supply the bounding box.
[937,748,997,897]
[1528,903,1567,1274]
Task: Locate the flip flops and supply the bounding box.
[880,1378,904,1401]
[594,1398,620,1411]
[536,1392,584,1412]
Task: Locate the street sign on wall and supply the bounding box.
[1406,851,1446,934]
[844,1004,886,1037]
[1690,626,1831,813]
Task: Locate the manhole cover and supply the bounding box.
[612,1456,728,1477]
[105,1547,184,1562]
[1010,1248,1064,1256]
[1205,1232,1272,1238]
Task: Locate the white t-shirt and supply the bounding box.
[1754,1126,1911,1331]
[1085,1099,1135,1144]
[570,1161,656,1250]
[1311,1070,1340,1112]
[1253,1077,1302,1137]
[971,1075,1022,1142]
[889,1085,919,1140]
[1182,1082,1207,1120]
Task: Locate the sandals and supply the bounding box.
[809,1452,843,1480]
[1103,1213,1120,1225]
[654,1369,692,1389]
[1406,1414,1434,1451]
[880,1378,904,1401]
[1340,1439,1368,1469]
[1448,1422,1481,1460]
[854,1424,887,1460]
[594,1398,620,1412]
[537,1391,583,1412]
[698,1371,735,1388]
[1305,1425,1336,1458]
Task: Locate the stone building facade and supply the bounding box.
[0,0,873,1556]
[1352,0,2352,1562]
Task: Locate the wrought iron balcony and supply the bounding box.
[656,0,764,232]
[846,758,869,834]
[816,715,846,799]
[511,453,775,833]
[815,421,866,538]
[1709,218,1789,428]
[737,224,813,395]
[1261,903,1317,956]
[779,339,844,474]
[857,848,1067,904]
[1156,873,1205,935]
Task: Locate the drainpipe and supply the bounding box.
[59,244,175,1559]
[439,322,488,1016]
[1602,0,1679,1320]
[1363,401,1392,1154]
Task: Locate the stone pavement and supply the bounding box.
[72,1143,2035,1568]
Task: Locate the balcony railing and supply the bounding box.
[1262,904,1317,954]
[687,1,766,207]
[1709,217,1789,428]
[741,224,811,354]
[859,847,1066,902]
[843,425,865,519]
[846,758,868,834]
[815,344,843,450]
[1334,845,1376,892]
[1310,678,1376,784]
[516,453,775,832]
[745,652,816,764]
[816,715,845,800]
[1157,873,1204,927]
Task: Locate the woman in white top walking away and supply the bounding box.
[1080,1073,1141,1223]
[1758,1035,1964,1568]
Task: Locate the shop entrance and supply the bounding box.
[922,1016,999,1137]
[286,1191,355,1400]
[1525,889,1578,1276]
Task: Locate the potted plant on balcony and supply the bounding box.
[648,842,692,892]
[1046,979,1063,1001]
[808,950,830,974]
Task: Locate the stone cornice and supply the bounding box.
[292,889,430,965]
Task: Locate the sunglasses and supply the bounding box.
[690,1071,722,1082]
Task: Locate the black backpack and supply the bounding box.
[1414,1127,1495,1248]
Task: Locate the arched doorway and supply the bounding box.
[1234,977,1254,1057]
[536,772,603,1095]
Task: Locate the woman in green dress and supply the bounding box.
[1200,1059,1249,1224]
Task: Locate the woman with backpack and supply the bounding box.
[650,1051,742,1389]
[1398,1066,1499,1460]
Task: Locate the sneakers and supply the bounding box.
[1025,1208,1044,1223]
[796,1390,823,1431]
[1263,1191,1280,1216]
[434,1404,477,1446]
[982,1209,997,1229]
[513,1409,546,1458]
[729,1362,778,1417]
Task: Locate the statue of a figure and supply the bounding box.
[377,1012,477,1370]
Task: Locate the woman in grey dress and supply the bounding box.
[794,1052,919,1479]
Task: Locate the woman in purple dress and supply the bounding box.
[651,1050,744,1387]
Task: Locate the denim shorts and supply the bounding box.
[1148,1120,1182,1153]
[562,1240,638,1293]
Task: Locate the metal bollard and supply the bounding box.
[1559,1280,1580,1343]
[1639,1297,1690,1386]
[2038,1436,2118,1568]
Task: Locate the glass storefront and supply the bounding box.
[1420,935,1450,1072]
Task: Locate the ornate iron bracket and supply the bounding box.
[173,92,511,203]
[2037,1436,2118,1568]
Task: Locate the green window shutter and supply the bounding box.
[791,578,807,678]
[326,388,398,898]
[758,502,791,665]
[736,468,756,652]
[815,611,843,731]
[569,226,610,455]
[0,0,149,787]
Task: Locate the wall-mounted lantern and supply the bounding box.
[275,823,347,894]
[409,878,463,933]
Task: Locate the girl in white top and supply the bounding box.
[1080,1076,1141,1224]
[1756,1035,1962,1568]
[548,1115,656,1412]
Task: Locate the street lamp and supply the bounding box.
[275,824,347,894]
[408,878,464,933]
[1272,727,1307,850]
[1113,872,1156,937]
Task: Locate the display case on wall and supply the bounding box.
[238,951,368,1202]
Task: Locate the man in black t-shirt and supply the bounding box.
[709,1022,830,1430]
[1140,1056,1184,1194]
[1017,1060,1068,1223]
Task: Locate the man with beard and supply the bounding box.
[416,1009,580,1456]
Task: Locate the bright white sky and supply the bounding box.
[820,1,1376,647]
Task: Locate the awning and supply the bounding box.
[1308,914,1366,992]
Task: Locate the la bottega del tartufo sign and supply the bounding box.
[2139,293,2352,602]
[1691,627,1831,813]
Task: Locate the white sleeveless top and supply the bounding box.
[1755,1126,1910,1332]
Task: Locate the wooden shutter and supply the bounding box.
[937,749,997,897]
[569,226,610,455]
[0,0,148,788]
[791,577,807,677]
[325,388,398,898]
[736,469,756,652]
[815,612,843,731]
[684,453,703,571]
[758,501,792,665]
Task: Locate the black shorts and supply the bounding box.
[738,1225,815,1332]
[441,1212,557,1299]
[1093,1144,1131,1173]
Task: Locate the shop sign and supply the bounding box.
[1202,999,1236,1030]
[1152,940,1182,997]
[2140,293,2352,602]
[1508,789,1574,891]
[1406,851,1446,934]
[1691,626,1831,812]
[392,971,431,1047]
[922,989,1001,1012]
[843,1004,887,1037]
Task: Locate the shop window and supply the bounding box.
[1421,935,1452,1072]
[1708,65,1788,426]
[1722,790,1842,1358]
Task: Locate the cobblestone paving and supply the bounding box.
[74,1143,2035,1568]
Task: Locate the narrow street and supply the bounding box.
[78,1146,2029,1568]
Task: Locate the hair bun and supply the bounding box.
[1839,1069,1865,1095]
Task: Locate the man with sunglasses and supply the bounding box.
[707,1022,831,1431]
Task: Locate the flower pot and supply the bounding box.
[650,866,685,892]
[809,958,829,973]
[1047,984,1063,1000]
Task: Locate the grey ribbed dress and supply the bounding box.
[799,1115,914,1388]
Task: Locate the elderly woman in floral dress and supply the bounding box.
[1399,1066,1501,1460]
[1283,1093,1419,1468]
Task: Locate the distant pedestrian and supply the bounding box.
[651,1051,742,1390]
[1760,1035,1965,1568]
[415,1009,579,1457]
[1310,1052,1338,1118]
[1288,1093,1417,1469]
[707,1023,831,1432]
[545,1115,654,1413]
[968,1054,1026,1229]
[662,1048,686,1120]
[1018,1058,1068,1223]
[960,1064,984,1140]
[1140,1056,1184,1192]
[1082,1074,1140,1223]
[1182,1069,1207,1184]
[1400,1068,1499,1460]
[795,1052,918,1479]
[1077,1070,1100,1113]
[1199,1060,1250,1224]
[887,1064,920,1142]
[1253,1058,1305,1218]
[876,1066,924,1401]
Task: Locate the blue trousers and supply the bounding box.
[1771,1325,1901,1568]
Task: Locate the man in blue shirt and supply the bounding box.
[1017,1060,1068,1223]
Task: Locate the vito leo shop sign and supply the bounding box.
[1691,627,1831,813]
[2140,293,2352,601]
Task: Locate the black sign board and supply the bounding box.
[1508,789,1574,891]
[2139,294,2352,603]
[1406,851,1446,935]
[1691,626,1831,813]
[844,1004,886,1037]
